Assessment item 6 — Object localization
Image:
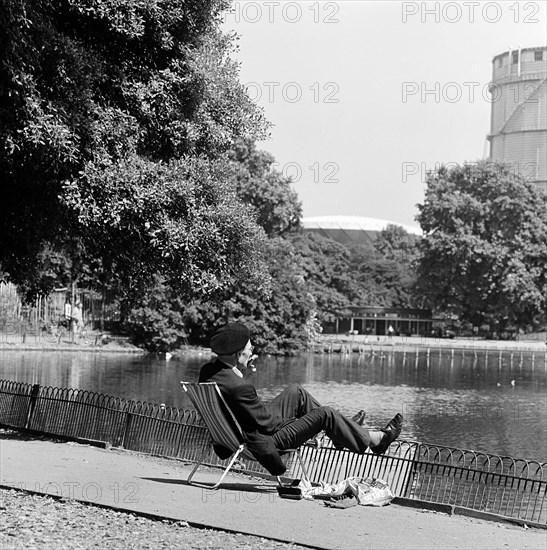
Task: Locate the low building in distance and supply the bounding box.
[302,215,430,336]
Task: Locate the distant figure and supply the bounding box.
[64,301,72,322]
[388,325,394,339]
[71,301,83,337]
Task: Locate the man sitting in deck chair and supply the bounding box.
[198,322,403,477]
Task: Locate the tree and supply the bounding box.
[370,225,421,307]
[289,232,353,326]
[124,276,188,353]
[161,139,305,354]
[173,236,314,355]
[416,161,547,333]
[375,224,420,265]
[219,236,314,354]
[227,139,302,236]
[63,156,272,301]
[0,0,270,301]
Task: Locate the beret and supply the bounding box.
[210,322,250,355]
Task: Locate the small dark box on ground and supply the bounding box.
[276,480,302,500]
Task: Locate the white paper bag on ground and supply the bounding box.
[299,476,394,506]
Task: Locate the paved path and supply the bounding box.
[0,437,545,550]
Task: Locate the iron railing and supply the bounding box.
[0,379,544,525]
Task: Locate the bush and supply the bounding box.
[123,279,187,353]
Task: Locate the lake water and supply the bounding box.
[1,349,545,462]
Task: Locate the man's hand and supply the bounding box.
[247,354,258,372]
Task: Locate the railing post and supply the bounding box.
[402,442,421,498]
[25,384,41,429]
[121,409,133,449]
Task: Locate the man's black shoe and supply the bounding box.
[370,413,403,455]
[351,410,367,426]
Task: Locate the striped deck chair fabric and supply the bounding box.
[181,381,309,489]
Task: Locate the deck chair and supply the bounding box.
[181,381,310,490]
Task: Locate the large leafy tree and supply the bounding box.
[416,161,547,332]
[120,138,306,353]
[153,140,306,354]
[0,0,269,300]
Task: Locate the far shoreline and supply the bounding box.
[1,331,545,355]
[313,333,547,353]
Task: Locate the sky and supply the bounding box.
[222,0,547,228]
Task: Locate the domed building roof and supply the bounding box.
[302,215,421,244]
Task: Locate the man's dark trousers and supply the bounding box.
[267,384,371,453]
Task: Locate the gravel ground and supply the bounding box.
[0,489,306,550]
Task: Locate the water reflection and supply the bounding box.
[0,349,545,462]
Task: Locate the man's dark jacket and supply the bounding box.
[198,360,287,475]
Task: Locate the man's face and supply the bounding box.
[237,340,254,368]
